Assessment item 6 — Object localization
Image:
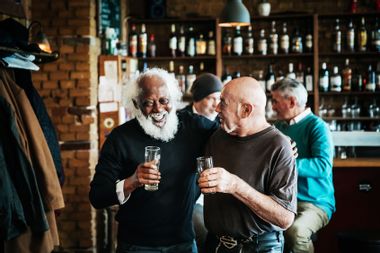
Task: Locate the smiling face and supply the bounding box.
[216,86,240,134]
[138,76,172,128]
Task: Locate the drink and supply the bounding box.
[233,26,243,55]
[186,65,196,94]
[245,25,254,55]
[286,62,296,79]
[358,17,367,52]
[144,146,161,191]
[178,25,186,56]
[305,28,313,53]
[207,30,216,56]
[305,67,313,91]
[269,21,278,55]
[129,24,138,57]
[342,59,352,91]
[196,34,207,55]
[148,34,156,57]
[346,20,355,52]
[266,64,275,91]
[280,22,290,54]
[258,29,267,55]
[333,19,342,53]
[223,31,232,55]
[319,62,329,92]
[196,156,213,174]
[330,66,342,92]
[291,27,303,53]
[186,26,196,57]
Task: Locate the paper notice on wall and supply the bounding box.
[98,76,118,102]
[104,60,118,81]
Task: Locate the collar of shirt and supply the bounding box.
[289,108,312,125]
[192,105,218,121]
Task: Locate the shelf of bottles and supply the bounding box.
[125,18,218,96]
[317,12,380,133]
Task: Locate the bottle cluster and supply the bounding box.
[127,23,216,58]
[222,62,314,92]
[319,60,380,92]
[222,21,313,56]
[331,17,380,53]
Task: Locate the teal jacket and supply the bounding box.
[275,112,336,220]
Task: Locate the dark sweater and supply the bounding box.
[89,110,218,246]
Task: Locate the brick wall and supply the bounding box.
[30,0,99,252]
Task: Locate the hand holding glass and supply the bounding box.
[144,146,160,191]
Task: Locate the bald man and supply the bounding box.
[199,77,297,253]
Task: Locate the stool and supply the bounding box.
[337,230,380,253]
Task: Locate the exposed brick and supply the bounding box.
[42,63,57,72]
[43,81,59,89]
[50,71,69,80]
[60,80,75,89]
[69,159,89,168]
[75,97,91,106]
[71,71,90,80]
[59,45,75,54]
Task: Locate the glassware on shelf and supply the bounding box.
[336,146,347,159]
[341,97,351,118]
[350,96,361,118]
[368,99,380,117]
[319,97,328,118]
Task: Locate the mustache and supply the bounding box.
[149,111,167,120]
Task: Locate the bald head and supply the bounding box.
[224,77,267,115]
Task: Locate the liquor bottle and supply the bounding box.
[169,24,177,57]
[366,64,376,91]
[178,25,186,57]
[196,34,207,55]
[269,21,278,55]
[138,24,148,58]
[257,29,267,55]
[222,66,233,85]
[233,26,243,56]
[291,27,303,53]
[358,17,367,52]
[286,63,296,79]
[333,19,342,53]
[371,18,380,52]
[305,28,313,53]
[129,24,138,57]
[346,20,355,52]
[377,62,380,91]
[276,70,284,82]
[280,22,290,54]
[148,34,156,57]
[186,26,196,57]
[330,66,342,92]
[186,65,197,94]
[207,30,216,56]
[296,62,304,84]
[257,70,266,91]
[244,25,254,55]
[199,62,205,74]
[223,31,232,55]
[168,60,175,78]
[305,67,313,91]
[319,62,329,92]
[176,65,186,93]
[265,64,275,91]
[352,71,363,91]
[342,58,352,91]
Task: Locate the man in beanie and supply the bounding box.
[182,73,222,122]
[180,73,222,253]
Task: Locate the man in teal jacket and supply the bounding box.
[271,78,335,253]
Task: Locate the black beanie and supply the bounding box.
[191,73,222,102]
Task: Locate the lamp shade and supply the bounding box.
[219,0,251,27]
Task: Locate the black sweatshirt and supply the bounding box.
[89,111,217,246]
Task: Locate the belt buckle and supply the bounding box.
[220,235,238,249]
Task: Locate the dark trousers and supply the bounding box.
[205,231,284,253]
[116,240,197,253]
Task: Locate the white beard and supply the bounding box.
[135,109,179,142]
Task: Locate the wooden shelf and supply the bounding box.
[319,51,380,57]
[324,117,380,121]
[222,53,313,59]
[137,56,216,61]
[252,12,314,21]
[319,12,380,18]
[334,158,380,168]
[319,91,380,96]
[129,17,216,24]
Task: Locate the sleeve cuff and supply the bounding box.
[116,179,131,205]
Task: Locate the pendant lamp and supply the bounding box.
[219,0,251,27]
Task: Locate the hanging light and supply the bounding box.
[219,0,251,27]
[28,21,52,53]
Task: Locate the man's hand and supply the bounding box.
[198,167,237,194]
[124,161,161,193]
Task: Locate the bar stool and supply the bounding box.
[337,230,380,253]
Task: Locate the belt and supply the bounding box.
[216,231,282,250]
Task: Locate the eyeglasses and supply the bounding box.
[140,98,170,108]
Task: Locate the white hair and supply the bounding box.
[271,78,308,108]
[124,67,182,115]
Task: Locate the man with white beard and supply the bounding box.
[89,68,218,253]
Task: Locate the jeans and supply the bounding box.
[205,231,284,253]
[116,240,198,253]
